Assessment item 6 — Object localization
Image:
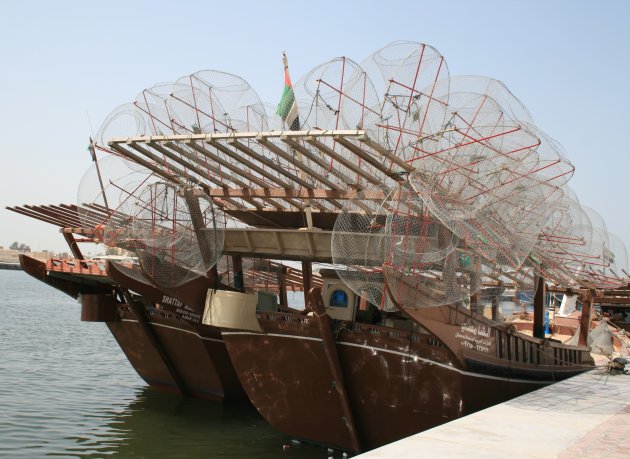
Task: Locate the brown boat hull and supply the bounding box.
[107,304,245,401]
[21,255,245,402]
[220,312,558,452]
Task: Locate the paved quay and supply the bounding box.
[357,369,630,458]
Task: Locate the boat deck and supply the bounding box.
[357,368,630,458]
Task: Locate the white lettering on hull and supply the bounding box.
[455,322,494,354]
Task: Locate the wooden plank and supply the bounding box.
[24,205,78,227]
[126,142,205,188]
[333,136,408,181]
[163,142,262,210]
[8,206,66,227]
[225,138,317,191]
[593,297,630,304]
[578,290,594,346]
[108,143,181,184]
[226,139,336,212]
[63,232,84,260]
[278,266,288,307]
[60,227,95,236]
[108,129,366,145]
[190,187,391,200]
[305,137,383,186]
[186,140,305,211]
[533,276,546,339]
[359,135,415,173]
[215,140,314,208]
[255,137,344,190]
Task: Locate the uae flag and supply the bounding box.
[276,51,300,130]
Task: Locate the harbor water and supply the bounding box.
[0,270,326,458]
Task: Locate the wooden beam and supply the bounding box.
[8,206,66,227]
[138,141,251,210]
[62,232,85,260]
[221,138,306,188]
[333,136,410,181]
[190,187,392,200]
[533,276,546,339]
[163,142,262,210]
[126,141,204,188]
[302,260,313,307]
[60,227,95,236]
[108,129,366,145]
[305,137,383,186]
[186,140,304,210]
[258,136,348,191]
[279,137,356,190]
[226,138,339,211]
[593,296,630,304]
[125,292,188,397]
[578,289,594,347]
[359,135,415,173]
[108,143,181,184]
[232,255,244,291]
[278,266,288,307]
[306,287,362,453]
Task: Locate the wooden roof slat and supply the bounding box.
[226,138,313,190]
[256,137,349,209]
[125,141,203,187]
[192,187,389,200]
[42,204,83,227]
[279,137,356,189]
[215,139,330,211]
[108,129,365,145]
[163,142,260,210]
[8,206,66,227]
[150,142,259,210]
[186,140,305,211]
[333,136,407,181]
[304,137,384,186]
[358,135,415,173]
[24,205,76,227]
[109,143,182,185]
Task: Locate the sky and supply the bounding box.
[0,0,628,255]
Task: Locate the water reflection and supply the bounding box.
[56,387,325,458]
[0,271,325,459]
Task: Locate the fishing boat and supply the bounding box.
[10,203,322,402]
[8,41,630,453]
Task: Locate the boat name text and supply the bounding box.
[455,323,493,353]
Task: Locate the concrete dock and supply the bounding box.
[358,369,629,458]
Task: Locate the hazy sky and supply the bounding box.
[0,0,628,254]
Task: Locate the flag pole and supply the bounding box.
[281,51,313,230]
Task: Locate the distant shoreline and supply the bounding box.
[0,262,21,271]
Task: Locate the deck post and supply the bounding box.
[301,260,313,306]
[277,266,288,307]
[578,289,595,346]
[232,256,244,291]
[470,256,481,314]
[533,276,546,339]
[491,282,501,321]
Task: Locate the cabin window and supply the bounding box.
[330,290,348,308]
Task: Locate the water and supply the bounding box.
[0,270,326,458]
